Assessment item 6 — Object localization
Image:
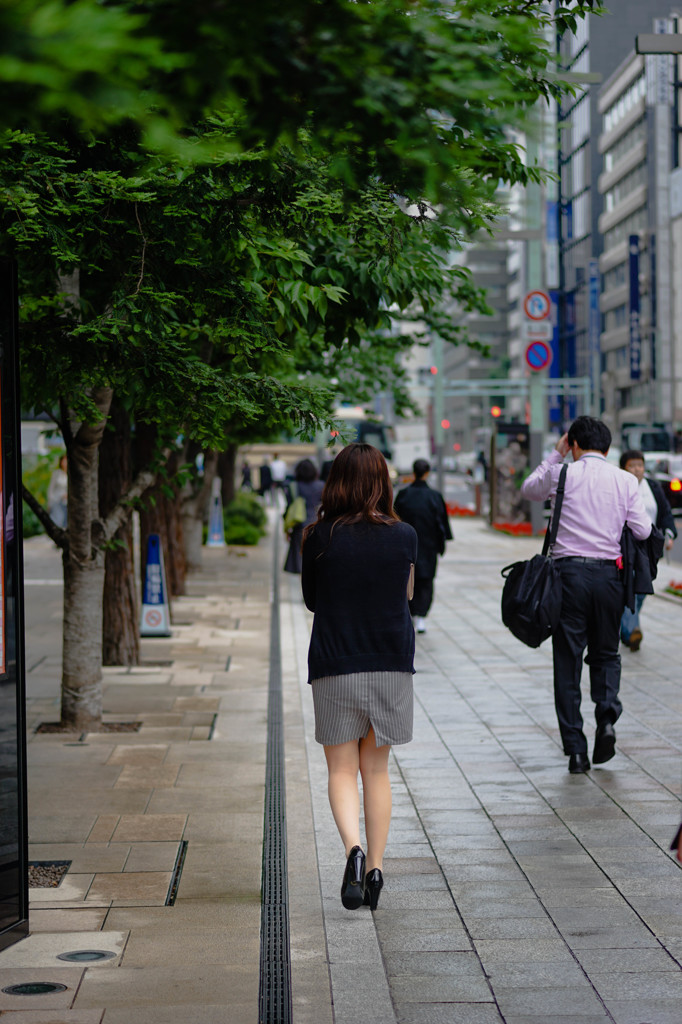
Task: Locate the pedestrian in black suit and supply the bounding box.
[393,459,452,634]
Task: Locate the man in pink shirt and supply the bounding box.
[521,417,652,774]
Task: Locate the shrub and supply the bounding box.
[224,492,267,532]
[223,515,262,546]
[22,450,65,538]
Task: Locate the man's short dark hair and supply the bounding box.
[567,416,611,454]
[620,449,645,469]
[413,458,430,479]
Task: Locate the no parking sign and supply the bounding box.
[525,340,552,372]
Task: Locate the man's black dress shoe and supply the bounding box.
[568,752,591,774]
[340,845,365,910]
[593,722,616,764]
[363,868,384,911]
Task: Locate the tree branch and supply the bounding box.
[22,485,68,550]
[100,447,172,544]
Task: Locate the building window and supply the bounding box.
[603,73,646,135]
[603,206,647,251]
[604,161,647,212]
[604,305,628,331]
[603,262,627,290]
[603,118,646,173]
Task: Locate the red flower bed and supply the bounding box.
[446,503,476,517]
[665,580,682,598]
[492,521,533,536]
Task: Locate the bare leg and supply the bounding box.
[359,727,391,871]
[324,739,362,855]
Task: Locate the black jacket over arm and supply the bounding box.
[648,477,677,538]
[301,519,417,683]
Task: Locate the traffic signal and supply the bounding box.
[441,419,450,429]
[490,406,502,418]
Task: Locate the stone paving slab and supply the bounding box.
[283,516,682,1024]
[8,512,682,1022]
[3,533,272,1022]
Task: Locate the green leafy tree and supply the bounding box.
[4,0,604,728]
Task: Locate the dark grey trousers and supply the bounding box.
[552,560,624,755]
[409,577,434,617]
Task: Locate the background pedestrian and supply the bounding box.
[269,452,288,506]
[521,417,652,774]
[393,458,452,633]
[283,458,324,574]
[301,443,417,911]
[47,453,68,529]
[619,449,677,651]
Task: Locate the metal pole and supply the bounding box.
[556,26,568,427]
[432,333,445,496]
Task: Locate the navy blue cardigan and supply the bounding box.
[301,519,417,683]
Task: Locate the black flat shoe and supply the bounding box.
[363,868,383,911]
[593,722,616,765]
[568,752,590,774]
[340,845,365,910]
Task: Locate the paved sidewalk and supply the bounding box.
[1,514,681,1023]
[283,517,682,1024]
[0,532,272,1022]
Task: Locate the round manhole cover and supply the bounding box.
[2,982,68,996]
[57,949,117,963]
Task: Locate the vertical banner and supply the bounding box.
[140,534,172,637]
[548,290,561,426]
[588,259,601,413]
[629,234,641,381]
[650,233,657,381]
[206,476,226,548]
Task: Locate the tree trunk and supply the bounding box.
[219,443,238,508]
[100,400,139,666]
[136,423,186,605]
[163,463,186,596]
[181,449,218,571]
[60,386,113,729]
[137,424,169,615]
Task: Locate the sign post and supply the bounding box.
[524,293,552,536]
[206,477,226,548]
[140,534,172,637]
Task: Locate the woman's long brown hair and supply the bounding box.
[302,442,398,544]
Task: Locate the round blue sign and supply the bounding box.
[525,341,552,371]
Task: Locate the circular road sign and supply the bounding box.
[144,609,163,628]
[525,340,552,372]
[523,290,551,320]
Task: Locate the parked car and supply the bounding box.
[644,452,682,515]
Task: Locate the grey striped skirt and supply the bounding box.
[311,671,413,747]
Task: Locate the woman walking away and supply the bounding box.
[283,459,324,574]
[301,443,417,911]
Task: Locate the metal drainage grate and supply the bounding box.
[3,982,68,996]
[165,840,188,906]
[56,950,117,963]
[258,525,292,1024]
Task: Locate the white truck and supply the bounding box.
[390,420,431,475]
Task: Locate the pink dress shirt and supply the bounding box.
[521,449,652,559]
